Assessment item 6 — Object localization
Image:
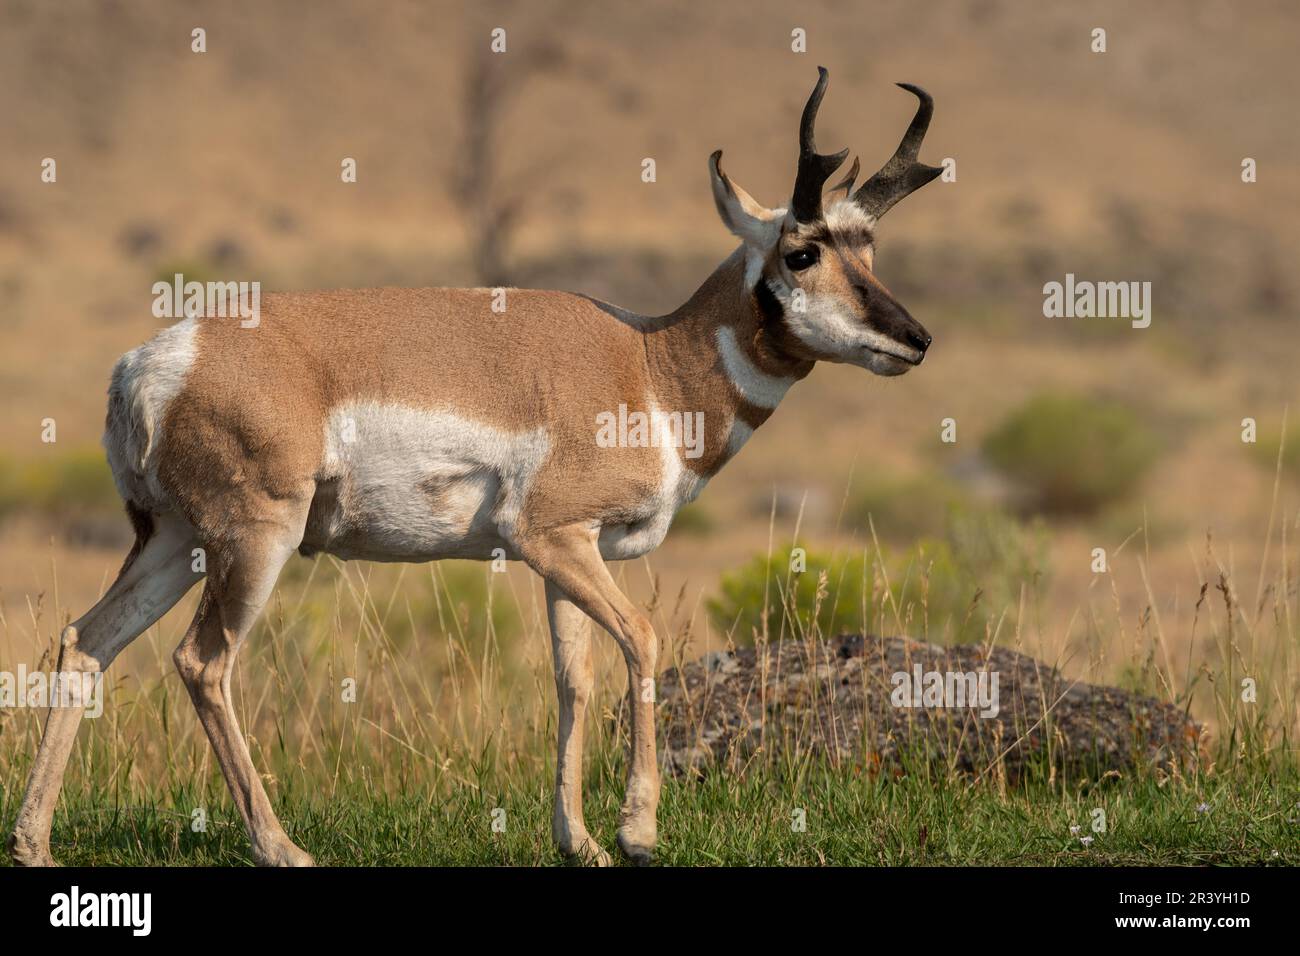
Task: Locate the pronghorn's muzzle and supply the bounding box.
[858,283,932,366]
[898,318,932,363]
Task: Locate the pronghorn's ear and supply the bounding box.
[827,157,861,202]
[709,150,783,250]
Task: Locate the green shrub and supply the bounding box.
[0,447,120,518]
[849,473,968,541]
[1247,426,1300,481]
[707,546,871,642]
[708,509,1047,645]
[982,393,1159,515]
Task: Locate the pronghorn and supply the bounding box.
[9,67,942,867]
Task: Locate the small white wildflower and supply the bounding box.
[1080,835,1094,847]
[1195,802,1211,814]
[1069,824,1081,835]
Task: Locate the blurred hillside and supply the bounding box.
[1,0,1299,729]
[1,1,1297,444]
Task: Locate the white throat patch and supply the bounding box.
[715,325,794,409]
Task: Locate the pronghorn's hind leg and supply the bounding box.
[8,511,203,866]
[172,500,313,867]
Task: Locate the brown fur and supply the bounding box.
[154,249,807,550]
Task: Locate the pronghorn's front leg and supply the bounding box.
[544,580,611,866]
[524,527,660,865]
[172,506,314,867]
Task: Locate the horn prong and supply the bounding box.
[853,83,943,219]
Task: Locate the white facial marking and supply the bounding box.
[715,325,794,409]
[771,198,919,369]
[767,273,915,369]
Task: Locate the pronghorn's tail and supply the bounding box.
[102,317,197,521]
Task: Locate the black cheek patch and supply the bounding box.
[754,279,785,324]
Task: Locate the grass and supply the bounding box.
[4,760,1295,866]
[2,433,1299,867]
[2,527,1297,868]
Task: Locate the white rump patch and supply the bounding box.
[715,326,795,410]
[104,317,199,508]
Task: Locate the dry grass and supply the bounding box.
[2,461,1297,788]
[0,486,1297,864]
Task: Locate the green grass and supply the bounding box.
[5,760,1296,866]
[3,457,1299,867]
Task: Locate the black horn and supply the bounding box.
[790,66,849,223]
[852,83,943,219]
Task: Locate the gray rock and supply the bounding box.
[657,634,1202,781]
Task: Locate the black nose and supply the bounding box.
[905,327,932,353]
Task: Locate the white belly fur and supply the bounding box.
[303,402,549,562]
[300,400,719,564]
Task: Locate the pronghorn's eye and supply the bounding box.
[784,247,820,272]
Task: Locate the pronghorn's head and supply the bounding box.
[710,67,942,377]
